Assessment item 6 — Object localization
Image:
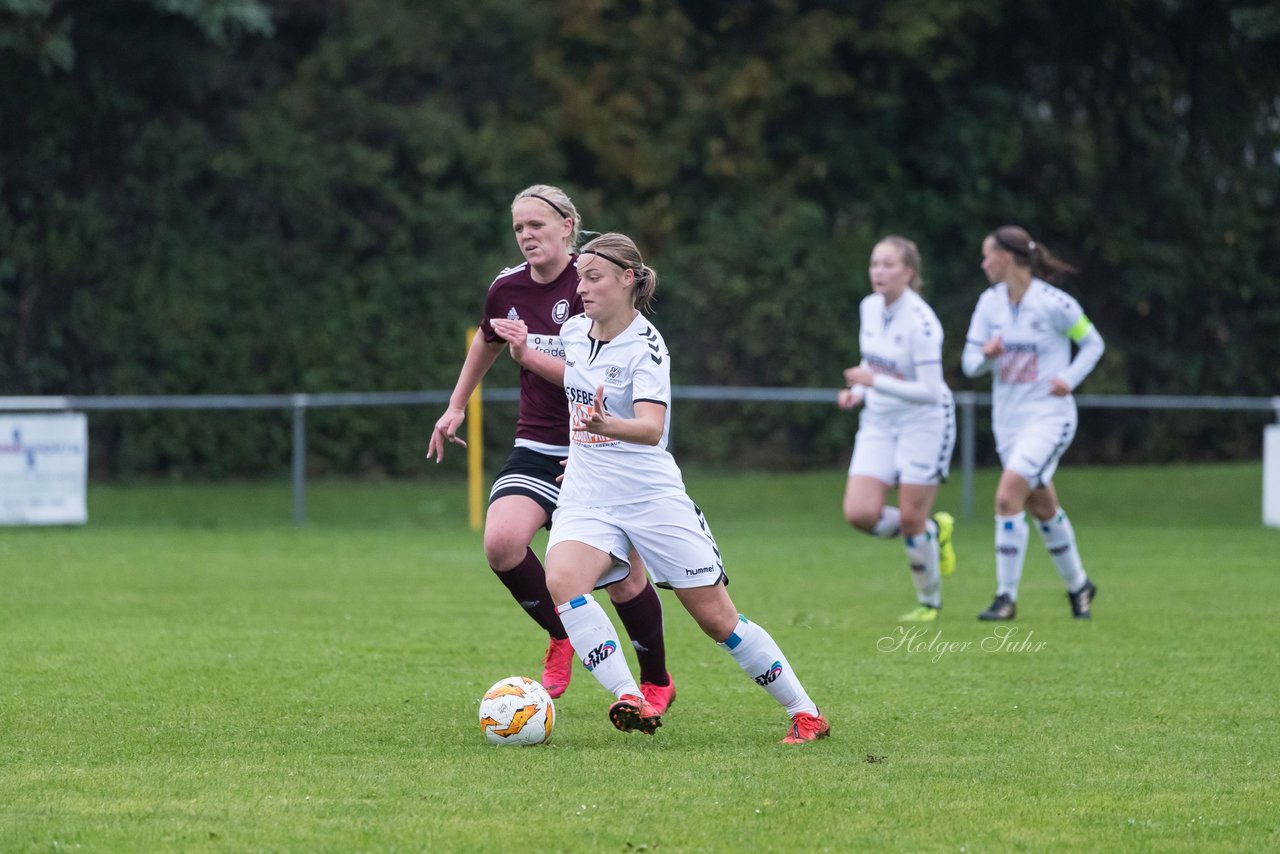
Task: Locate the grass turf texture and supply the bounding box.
[2,463,1277,852]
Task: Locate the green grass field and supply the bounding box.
[2,463,1277,852]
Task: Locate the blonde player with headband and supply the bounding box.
[962,225,1105,621]
[492,232,830,744]
[839,235,958,622]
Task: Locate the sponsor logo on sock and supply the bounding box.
[997,545,1019,556]
[583,640,617,672]
[1048,545,1069,555]
[519,600,539,611]
[754,661,783,686]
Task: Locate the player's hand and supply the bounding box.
[844,366,874,388]
[982,336,1004,358]
[489,317,529,363]
[573,385,611,435]
[837,388,863,410]
[1049,377,1072,397]
[556,457,567,484]
[426,406,467,462]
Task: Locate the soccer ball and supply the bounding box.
[478,676,555,746]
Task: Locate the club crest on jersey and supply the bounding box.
[552,299,570,324]
[506,307,520,320]
[603,365,626,387]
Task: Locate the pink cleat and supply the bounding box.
[541,636,574,699]
[608,694,662,735]
[781,710,831,745]
[640,673,677,716]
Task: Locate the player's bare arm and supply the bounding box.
[427,335,504,462]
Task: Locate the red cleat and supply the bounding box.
[541,636,574,699]
[608,694,662,735]
[781,710,831,744]
[640,673,677,716]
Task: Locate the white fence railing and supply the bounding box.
[3,390,1278,524]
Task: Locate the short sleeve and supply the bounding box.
[479,286,500,343]
[631,328,671,406]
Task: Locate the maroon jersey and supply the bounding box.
[480,259,582,449]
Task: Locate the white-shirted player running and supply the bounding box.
[962,225,1105,620]
[839,236,957,622]
[492,232,830,744]
[427,185,675,712]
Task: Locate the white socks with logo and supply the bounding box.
[995,512,1029,600]
[1036,508,1088,592]
[904,519,941,607]
[718,615,817,717]
[556,594,637,699]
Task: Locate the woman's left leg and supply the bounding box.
[899,483,943,612]
[675,583,829,742]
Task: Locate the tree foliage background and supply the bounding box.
[3,0,1278,477]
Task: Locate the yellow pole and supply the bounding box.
[466,327,484,531]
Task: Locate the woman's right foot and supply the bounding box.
[977,593,1016,621]
[609,694,662,734]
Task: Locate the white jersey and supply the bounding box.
[557,311,687,508]
[857,289,952,425]
[962,278,1102,426]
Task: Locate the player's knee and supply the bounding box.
[699,612,738,642]
[483,535,527,572]
[994,493,1023,517]
[606,567,647,602]
[844,505,879,532]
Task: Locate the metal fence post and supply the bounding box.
[292,394,308,526]
[959,391,976,519]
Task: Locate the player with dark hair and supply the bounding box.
[962,225,1105,620]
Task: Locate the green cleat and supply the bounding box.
[898,604,940,622]
[934,511,957,577]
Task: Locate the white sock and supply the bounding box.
[718,615,818,717]
[904,518,941,607]
[995,513,1029,600]
[556,594,638,700]
[871,505,901,538]
[1036,508,1088,592]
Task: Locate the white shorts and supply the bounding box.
[995,412,1077,488]
[548,494,727,590]
[848,406,955,487]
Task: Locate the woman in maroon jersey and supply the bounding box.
[427,185,675,713]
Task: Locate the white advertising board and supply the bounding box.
[0,413,89,525]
